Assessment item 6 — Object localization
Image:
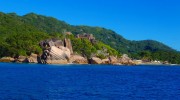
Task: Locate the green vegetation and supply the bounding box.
[0,12,180,64]
[67,35,120,59]
[0,12,119,59]
[0,12,49,57]
[137,50,180,64]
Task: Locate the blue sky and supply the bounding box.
[0,0,180,50]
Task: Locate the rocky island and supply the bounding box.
[0,12,180,65]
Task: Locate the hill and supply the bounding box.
[0,12,119,60]
[0,12,180,64]
[21,13,174,53]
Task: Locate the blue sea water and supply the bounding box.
[0,63,180,100]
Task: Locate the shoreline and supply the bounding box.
[0,55,179,66]
[0,61,179,66]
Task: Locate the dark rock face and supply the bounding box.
[90,57,102,64]
[39,39,64,49]
[39,38,73,64]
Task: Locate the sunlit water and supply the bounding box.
[0,63,180,100]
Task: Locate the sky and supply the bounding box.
[0,0,180,50]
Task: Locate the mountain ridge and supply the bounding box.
[22,13,175,53]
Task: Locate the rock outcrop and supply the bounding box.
[133,60,143,65]
[41,46,70,64]
[16,56,27,62]
[102,58,110,64]
[64,38,73,54]
[109,56,118,64]
[26,53,38,63]
[39,38,73,64]
[0,57,14,62]
[70,55,88,64]
[163,61,169,64]
[90,57,102,64]
[119,54,135,65]
[76,33,95,42]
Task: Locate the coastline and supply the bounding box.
[0,52,177,66]
[0,61,179,66]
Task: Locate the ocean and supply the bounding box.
[0,63,180,100]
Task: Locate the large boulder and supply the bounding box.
[119,54,135,65]
[41,46,71,64]
[90,57,102,64]
[102,58,110,64]
[27,53,38,63]
[70,55,88,64]
[52,46,71,59]
[0,57,14,62]
[109,56,118,64]
[46,59,68,64]
[39,38,74,64]
[16,56,27,62]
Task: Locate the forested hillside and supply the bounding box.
[0,12,119,59]
[0,12,180,64]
